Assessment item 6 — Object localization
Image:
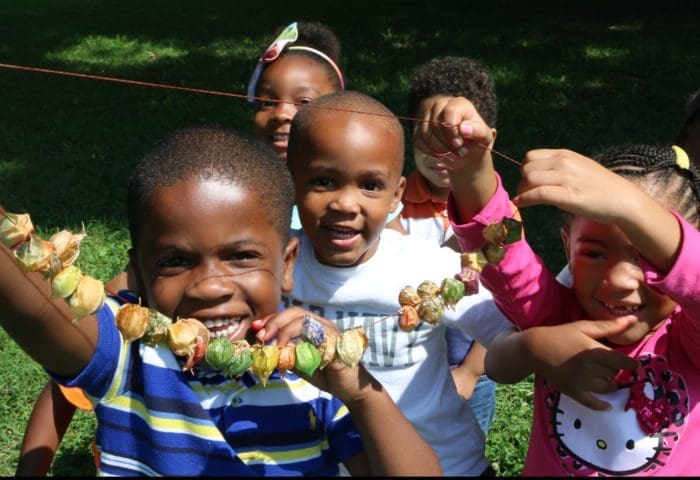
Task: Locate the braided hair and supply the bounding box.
[595,144,700,228]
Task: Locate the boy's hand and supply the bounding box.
[253,308,373,404]
[522,316,639,411]
[413,96,494,169]
[514,149,641,223]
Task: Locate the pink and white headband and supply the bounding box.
[246,22,345,104]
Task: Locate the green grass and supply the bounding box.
[1,0,699,476]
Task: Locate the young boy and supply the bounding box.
[268,91,512,476]
[0,126,441,476]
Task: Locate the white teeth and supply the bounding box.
[203,318,242,338]
[329,228,357,239]
[272,134,288,141]
[604,303,640,314]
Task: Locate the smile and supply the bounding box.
[602,303,641,315]
[203,318,243,338]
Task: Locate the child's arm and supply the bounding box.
[450,340,487,400]
[0,243,97,376]
[485,316,638,411]
[515,149,682,273]
[258,308,442,476]
[16,380,78,476]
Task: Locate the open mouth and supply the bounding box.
[327,226,360,240]
[602,302,641,315]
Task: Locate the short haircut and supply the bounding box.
[127,125,295,246]
[287,90,405,170]
[408,56,497,127]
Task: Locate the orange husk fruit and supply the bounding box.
[167,318,210,372]
[115,303,150,343]
[317,333,338,370]
[14,235,58,275]
[277,344,296,377]
[398,286,421,307]
[398,305,421,332]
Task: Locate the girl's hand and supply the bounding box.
[521,316,639,411]
[514,149,642,223]
[413,96,495,170]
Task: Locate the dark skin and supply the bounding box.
[1,180,440,476]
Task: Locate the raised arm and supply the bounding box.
[515,149,682,273]
[0,243,97,376]
[413,96,498,223]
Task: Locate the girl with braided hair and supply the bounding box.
[420,94,700,475]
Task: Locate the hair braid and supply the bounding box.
[595,144,700,227]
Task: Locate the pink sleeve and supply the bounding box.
[640,212,700,366]
[448,174,572,329]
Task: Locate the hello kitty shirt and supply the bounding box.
[448,174,700,476]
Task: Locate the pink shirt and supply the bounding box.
[449,174,700,476]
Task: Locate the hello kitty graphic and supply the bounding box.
[546,354,688,475]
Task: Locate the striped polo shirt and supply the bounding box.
[52,296,363,476]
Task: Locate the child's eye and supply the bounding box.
[362,180,384,192]
[310,177,335,188]
[255,99,276,110]
[226,251,259,263]
[156,256,191,272]
[295,97,313,106]
[580,249,605,260]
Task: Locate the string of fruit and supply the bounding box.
[1,209,521,385]
[396,217,522,332]
[0,210,368,386]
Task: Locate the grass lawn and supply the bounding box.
[1,0,698,476]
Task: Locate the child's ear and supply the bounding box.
[280,236,300,293]
[489,127,498,148]
[389,175,407,213]
[560,227,573,267]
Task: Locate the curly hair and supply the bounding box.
[595,143,700,228]
[408,56,497,127]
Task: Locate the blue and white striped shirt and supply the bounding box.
[53,296,363,476]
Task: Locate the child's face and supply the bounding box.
[131,178,298,342]
[253,56,338,160]
[411,97,454,193]
[562,217,677,346]
[291,112,405,267]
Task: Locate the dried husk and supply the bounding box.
[416,280,441,299]
[417,295,444,325]
[440,277,466,310]
[398,305,421,332]
[336,327,368,368]
[49,228,87,269]
[482,243,506,264]
[398,286,421,307]
[295,341,322,377]
[455,267,480,296]
[0,212,34,248]
[14,235,56,274]
[51,265,83,298]
[205,337,234,372]
[68,275,105,320]
[317,333,338,369]
[251,344,280,386]
[142,309,173,346]
[225,340,253,377]
[115,303,150,343]
[502,217,523,244]
[482,221,508,245]
[460,250,488,274]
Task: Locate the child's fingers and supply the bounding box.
[574,391,613,412]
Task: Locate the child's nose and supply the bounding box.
[271,102,296,122]
[185,268,238,301]
[330,187,361,213]
[603,260,642,291]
